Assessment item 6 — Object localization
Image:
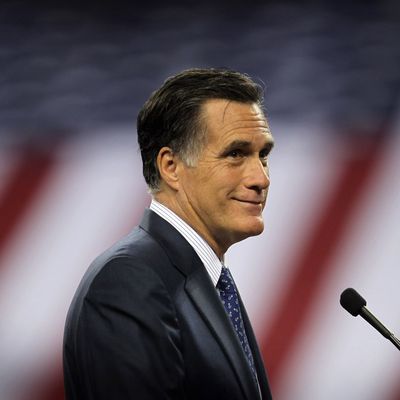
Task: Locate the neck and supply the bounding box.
[153,193,227,259]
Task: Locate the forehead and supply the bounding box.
[201,99,272,144]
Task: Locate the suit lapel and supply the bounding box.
[185,258,261,400]
[239,295,273,400]
[140,209,261,400]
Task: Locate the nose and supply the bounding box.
[246,157,270,193]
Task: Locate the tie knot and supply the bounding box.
[217,266,236,294]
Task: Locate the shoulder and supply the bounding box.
[69,224,184,316]
[65,226,183,337]
[82,226,175,294]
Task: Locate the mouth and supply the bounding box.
[233,198,265,211]
[234,198,264,205]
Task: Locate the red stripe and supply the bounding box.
[388,376,400,400]
[260,133,389,388]
[0,144,58,264]
[37,375,64,400]
[20,357,64,400]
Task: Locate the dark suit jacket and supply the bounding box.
[63,209,272,400]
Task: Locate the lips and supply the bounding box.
[234,198,265,205]
[233,198,265,213]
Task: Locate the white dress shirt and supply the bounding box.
[150,199,223,286]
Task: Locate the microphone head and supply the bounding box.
[340,288,367,316]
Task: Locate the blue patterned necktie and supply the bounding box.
[217,266,258,382]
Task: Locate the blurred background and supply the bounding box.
[1,0,400,399]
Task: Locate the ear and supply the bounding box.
[157,147,180,191]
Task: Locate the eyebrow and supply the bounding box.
[222,139,274,154]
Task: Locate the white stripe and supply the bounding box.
[150,200,222,286]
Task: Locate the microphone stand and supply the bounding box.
[360,307,400,351]
[388,334,400,351]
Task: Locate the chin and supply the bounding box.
[248,224,264,237]
[234,218,264,241]
[248,215,264,232]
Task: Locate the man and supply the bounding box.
[63,68,274,399]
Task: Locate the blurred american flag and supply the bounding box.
[1,1,400,399]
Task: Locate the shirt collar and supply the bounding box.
[150,199,222,286]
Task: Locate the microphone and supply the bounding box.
[340,288,400,351]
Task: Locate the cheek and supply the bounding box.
[192,167,240,210]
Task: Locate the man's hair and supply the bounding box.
[137,67,264,193]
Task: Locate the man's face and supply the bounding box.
[177,99,274,257]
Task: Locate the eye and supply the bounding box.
[228,149,244,158]
[259,149,270,165]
